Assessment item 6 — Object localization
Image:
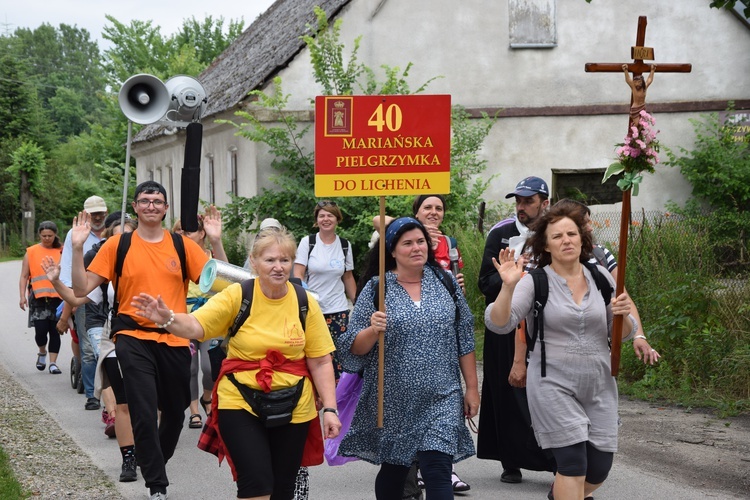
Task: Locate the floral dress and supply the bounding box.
[336,268,476,466]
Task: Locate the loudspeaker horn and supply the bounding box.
[118,74,170,125]
[164,75,207,123]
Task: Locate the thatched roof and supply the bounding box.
[133,0,353,143]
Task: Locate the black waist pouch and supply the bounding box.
[226,374,305,428]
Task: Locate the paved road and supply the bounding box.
[0,259,739,499]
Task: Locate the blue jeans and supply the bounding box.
[75,308,96,398]
[87,326,104,358]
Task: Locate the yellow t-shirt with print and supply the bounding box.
[192,280,334,423]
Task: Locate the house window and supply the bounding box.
[551,168,622,205]
[206,153,215,204]
[229,148,238,196]
[509,0,557,48]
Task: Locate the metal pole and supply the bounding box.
[121,121,133,228]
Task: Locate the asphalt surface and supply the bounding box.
[1,259,740,499]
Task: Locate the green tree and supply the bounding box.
[171,16,246,67]
[103,14,246,86]
[11,23,106,136]
[7,141,46,246]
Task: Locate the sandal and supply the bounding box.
[188,413,202,429]
[451,471,470,492]
[49,363,62,374]
[36,352,46,371]
[199,395,212,415]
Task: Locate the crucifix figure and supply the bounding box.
[586,16,691,376]
[623,63,655,128]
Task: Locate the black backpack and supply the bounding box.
[208,278,308,381]
[109,231,187,336]
[527,261,613,377]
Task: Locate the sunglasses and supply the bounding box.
[317,200,337,208]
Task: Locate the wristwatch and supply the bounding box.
[322,407,339,416]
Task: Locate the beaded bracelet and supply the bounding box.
[156,310,175,329]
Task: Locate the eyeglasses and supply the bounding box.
[135,199,166,208]
[317,200,337,208]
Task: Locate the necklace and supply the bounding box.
[396,278,421,284]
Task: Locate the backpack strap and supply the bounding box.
[529,268,549,377]
[111,231,188,336]
[226,279,308,340]
[112,232,133,317]
[171,232,188,283]
[307,233,316,261]
[373,266,458,321]
[309,233,350,263]
[528,263,612,378]
[227,279,256,339]
[340,237,350,262]
[582,261,613,306]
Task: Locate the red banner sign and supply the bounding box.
[314,95,451,197]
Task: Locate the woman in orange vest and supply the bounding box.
[19,221,64,374]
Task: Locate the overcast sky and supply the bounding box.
[1,0,275,49]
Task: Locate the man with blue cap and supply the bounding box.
[476,176,555,484]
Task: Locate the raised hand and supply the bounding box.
[70,211,92,250]
[41,256,61,281]
[424,225,443,250]
[491,248,525,287]
[202,205,223,241]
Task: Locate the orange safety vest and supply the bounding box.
[26,244,62,299]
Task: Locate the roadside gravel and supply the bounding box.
[0,363,122,500]
[2,355,748,499]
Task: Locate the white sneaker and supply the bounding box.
[147,489,168,500]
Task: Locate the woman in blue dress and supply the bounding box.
[336,217,478,500]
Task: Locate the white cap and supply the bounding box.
[83,195,108,213]
[259,218,282,231]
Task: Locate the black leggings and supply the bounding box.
[375,450,453,500]
[35,319,60,353]
[550,441,614,485]
[218,409,310,499]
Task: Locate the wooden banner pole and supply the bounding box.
[377,195,386,427]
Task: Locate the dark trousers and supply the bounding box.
[377,451,453,500]
[115,335,191,492]
[218,409,310,499]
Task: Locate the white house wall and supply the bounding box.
[274,0,750,210]
[133,0,750,213]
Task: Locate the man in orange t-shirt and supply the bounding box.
[71,181,221,500]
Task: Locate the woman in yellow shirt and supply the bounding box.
[132,227,341,500]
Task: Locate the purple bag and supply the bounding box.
[324,372,363,466]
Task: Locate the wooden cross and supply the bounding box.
[585,16,691,376]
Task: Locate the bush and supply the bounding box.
[620,213,750,413]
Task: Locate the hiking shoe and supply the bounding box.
[119,458,137,482]
[85,397,101,410]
